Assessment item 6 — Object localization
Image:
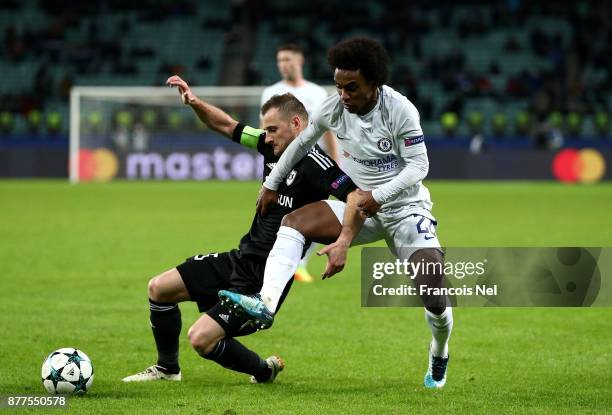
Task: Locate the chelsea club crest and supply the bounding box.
[286,170,297,186]
[377,138,392,152]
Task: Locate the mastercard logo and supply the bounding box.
[77,148,119,182]
[552,148,606,183]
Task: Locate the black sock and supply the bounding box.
[203,338,271,381]
[149,298,181,374]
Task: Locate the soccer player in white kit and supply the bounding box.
[220,37,453,389]
[261,43,339,283]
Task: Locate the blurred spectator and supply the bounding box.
[112,61,138,75]
[34,65,53,99]
[196,55,212,71]
[158,61,186,77]
[503,35,521,52]
[489,60,501,76]
[58,74,74,102]
[4,25,25,62]
[245,62,262,86]
[530,29,550,57]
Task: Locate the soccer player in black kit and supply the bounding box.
[122,75,361,384]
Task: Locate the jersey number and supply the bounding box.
[416,217,437,241]
[193,253,219,260]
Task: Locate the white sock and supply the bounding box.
[425,307,453,358]
[298,242,318,268]
[260,226,305,313]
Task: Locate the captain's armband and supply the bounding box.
[232,123,264,150]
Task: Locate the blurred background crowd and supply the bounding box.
[1,0,611,143]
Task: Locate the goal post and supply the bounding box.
[69,86,334,183]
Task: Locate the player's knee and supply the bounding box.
[281,212,307,234]
[147,276,162,301]
[148,272,185,303]
[410,248,443,267]
[280,212,299,230]
[187,326,216,356]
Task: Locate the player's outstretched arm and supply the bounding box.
[318,190,366,279]
[166,75,238,138]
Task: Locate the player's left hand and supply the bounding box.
[256,185,278,216]
[317,241,349,279]
[356,189,381,217]
[166,75,197,105]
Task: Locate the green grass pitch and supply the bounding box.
[0,180,611,414]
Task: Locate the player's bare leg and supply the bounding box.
[123,268,189,382]
[187,314,225,356]
[282,201,343,243]
[188,313,284,383]
[219,202,341,327]
[292,196,346,282]
[410,248,453,389]
[148,268,191,304]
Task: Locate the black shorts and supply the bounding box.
[176,249,293,337]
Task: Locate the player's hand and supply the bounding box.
[356,189,381,217]
[256,186,278,216]
[317,241,349,279]
[166,75,196,105]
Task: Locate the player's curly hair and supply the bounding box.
[327,37,389,86]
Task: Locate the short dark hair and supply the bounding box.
[327,37,389,86]
[261,93,309,123]
[277,43,304,55]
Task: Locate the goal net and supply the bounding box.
[69,86,270,183]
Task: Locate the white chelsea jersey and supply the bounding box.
[265,85,433,215]
[317,85,432,213]
[261,80,330,151]
[261,81,328,116]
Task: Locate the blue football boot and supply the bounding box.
[424,345,449,389]
[218,290,275,329]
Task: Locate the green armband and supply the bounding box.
[240,125,264,149]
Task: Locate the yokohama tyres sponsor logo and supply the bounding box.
[348,154,398,172]
[349,154,397,167]
[126,149,264,180]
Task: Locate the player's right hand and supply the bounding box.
[356,189,381,217]
[256,185,278,216]
[317,240,349,279]
[166,75,196,105]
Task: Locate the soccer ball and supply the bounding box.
[41,348,94,395]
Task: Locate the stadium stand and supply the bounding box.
[0,0,611,141]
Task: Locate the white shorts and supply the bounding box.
[323,199,442,260]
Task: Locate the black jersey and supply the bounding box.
[231,123,357,259]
